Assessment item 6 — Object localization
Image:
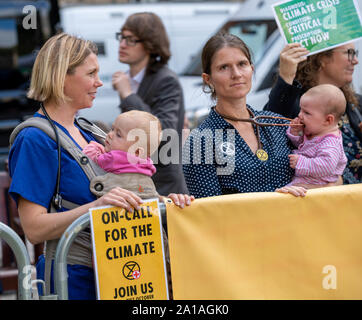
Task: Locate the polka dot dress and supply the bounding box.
[182,107,294,198]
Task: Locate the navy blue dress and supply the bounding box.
[182,107,294,199]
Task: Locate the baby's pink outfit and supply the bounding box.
[82,141,156,176]
[286,128,347,186]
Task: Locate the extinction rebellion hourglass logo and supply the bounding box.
[123,261,141,280]
[90,201,168,299]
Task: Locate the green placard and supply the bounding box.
[272,0,362,54]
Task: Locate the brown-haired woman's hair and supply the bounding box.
[201,32,253,100]
[121,12,171,74]
[296,49,358,106]
[27,33,98,105]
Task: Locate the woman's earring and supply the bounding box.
[209,84,215,93]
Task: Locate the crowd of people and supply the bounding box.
[7,11,362,299]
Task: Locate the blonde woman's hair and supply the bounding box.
[27,33,98,105]
[304,84,346,122]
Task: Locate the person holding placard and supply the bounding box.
[264,42,361,184]
[8,33,193,300]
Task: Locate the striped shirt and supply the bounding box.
[287,128,347,186]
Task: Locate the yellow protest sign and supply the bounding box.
[90,198,169,300]
[167,184,362,300]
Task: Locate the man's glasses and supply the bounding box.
[115,32,142,46]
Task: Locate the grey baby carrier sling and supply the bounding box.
[9,116,109,296]
[10,116,165,297]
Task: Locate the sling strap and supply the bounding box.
[10,116,108,296]
[10,117,107,182]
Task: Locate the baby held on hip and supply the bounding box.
[286,84,348,187]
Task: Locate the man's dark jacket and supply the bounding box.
[120,65,189,196]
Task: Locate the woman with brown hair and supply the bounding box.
[264,42,361,184]
[112,12,188,196]
[182,32,309,198]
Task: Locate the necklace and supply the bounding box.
[214,106,294,162]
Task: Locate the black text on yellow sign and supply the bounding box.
[90,199,169,300]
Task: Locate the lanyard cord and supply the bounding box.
[214,107,301,152]
[214,107,304,161]
[214,107,265,150]
[40,103,62,210]
[213,107,295,127]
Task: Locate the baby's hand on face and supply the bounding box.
[289,117,304,136]
[288,154,299,169]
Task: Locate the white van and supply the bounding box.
[183,0,362,128]
[60,2,241,125]
[181,0,279,127]
[61,0,362,127]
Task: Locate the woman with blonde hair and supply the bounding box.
[8,33,192,299]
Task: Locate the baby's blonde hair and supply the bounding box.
[120,110,162,157]
[304,84,346,122]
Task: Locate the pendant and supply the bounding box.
[256,149,268,161]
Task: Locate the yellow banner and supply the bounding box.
[90,199,169,300]
[166,184,362,300]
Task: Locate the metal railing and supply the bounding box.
[0,222,32,300]
[54,203,167,300]
[54,212,90,300]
